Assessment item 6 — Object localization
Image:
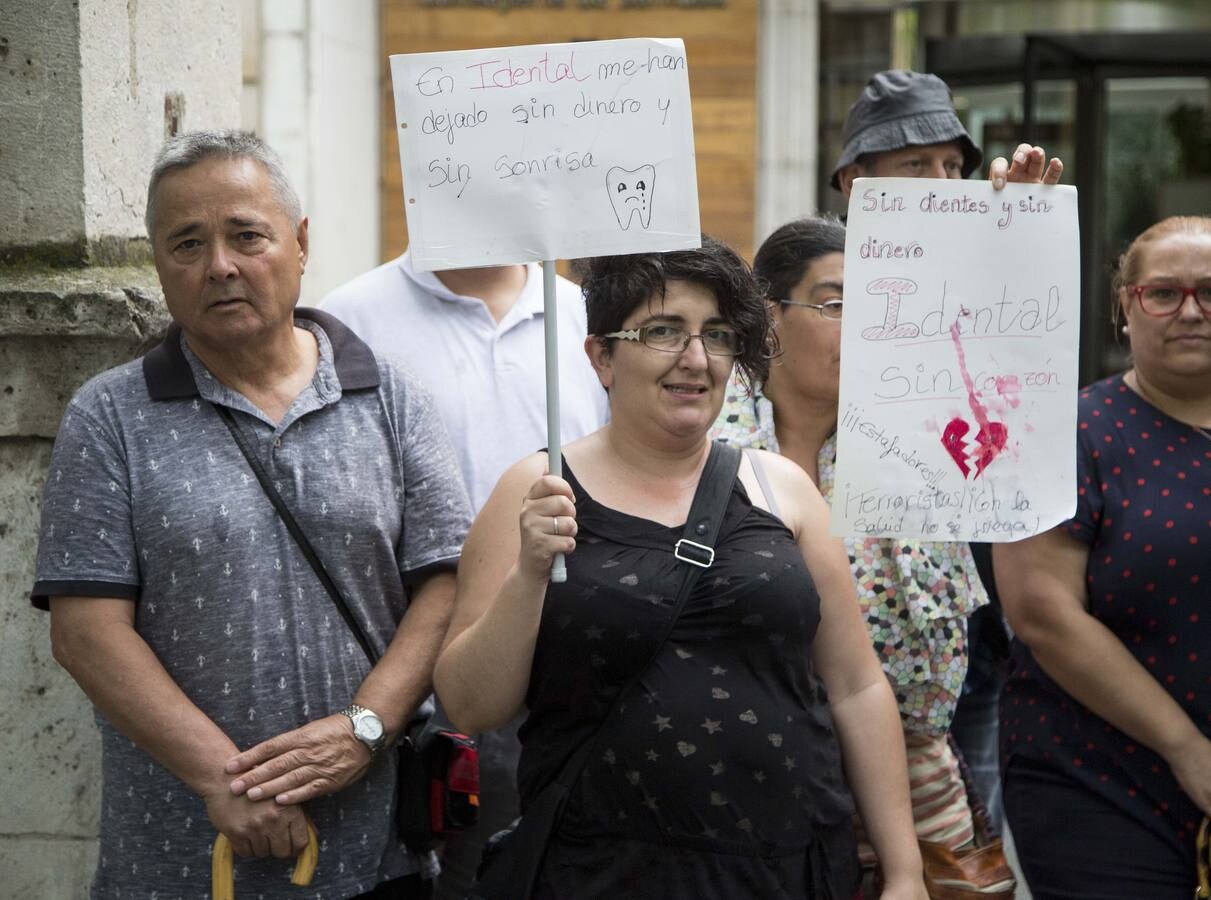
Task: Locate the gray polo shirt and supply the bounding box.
[33,309,472,898]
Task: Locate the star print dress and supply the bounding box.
[516,459,861,898]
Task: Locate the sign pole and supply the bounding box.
[543,260,567,583]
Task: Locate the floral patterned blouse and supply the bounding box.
[711,372,989,735]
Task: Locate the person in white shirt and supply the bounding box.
[323,253,609,897]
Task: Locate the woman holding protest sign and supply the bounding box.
[711,217,1008,898]
[436,237,926,899]
[994,216,1211,898]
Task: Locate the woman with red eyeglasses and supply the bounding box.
[993,216,1211,899]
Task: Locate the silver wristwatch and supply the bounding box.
[339,704,386,755]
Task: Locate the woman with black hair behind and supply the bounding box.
[995,216,1211,898]
[436,236,926,898]
[712,218,1001,896]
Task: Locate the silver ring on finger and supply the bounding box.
[552,516,560,536]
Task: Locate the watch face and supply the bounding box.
[356,714,384,742]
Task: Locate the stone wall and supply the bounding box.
[0,1,239,895]
[0,2,85,257]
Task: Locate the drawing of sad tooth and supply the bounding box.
[606,165,655,230]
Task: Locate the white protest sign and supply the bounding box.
[832,178,1079,542]
[389,38,701,271]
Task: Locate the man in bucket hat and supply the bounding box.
[832,69,1062,197]
[829,69,1063,854]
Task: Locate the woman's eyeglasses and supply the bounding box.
[601,324,742,357]
[778,298,843,320]
[1128,284,1211,318]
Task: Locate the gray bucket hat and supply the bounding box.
[830,70,982,190]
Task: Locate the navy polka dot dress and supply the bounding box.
[1002,373,1211,857]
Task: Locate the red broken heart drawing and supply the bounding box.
[941,416,1008,479]
[943,319,1011,480]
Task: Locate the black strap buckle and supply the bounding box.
[674,538,715,568]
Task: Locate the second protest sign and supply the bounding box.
[833,177,1080,543]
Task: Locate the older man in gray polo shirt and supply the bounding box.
[33,130,472,898]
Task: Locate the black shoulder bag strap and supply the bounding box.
[214,405,380,664]
[473,440,742,900]
[219,404,477,854]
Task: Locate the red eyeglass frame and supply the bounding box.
[1127,283,1211,318]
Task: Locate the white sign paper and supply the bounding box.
[832,178,1080,542]
[389,38,701,271]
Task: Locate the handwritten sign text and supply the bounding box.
[832,178,1080,542]
[391,38,701,270]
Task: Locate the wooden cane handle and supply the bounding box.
[212,818,318,899]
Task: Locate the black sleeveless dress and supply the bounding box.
[517,459,860,898]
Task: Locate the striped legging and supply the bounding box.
[853,730,975,869]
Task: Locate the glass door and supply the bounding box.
[1100,77,1211,374]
